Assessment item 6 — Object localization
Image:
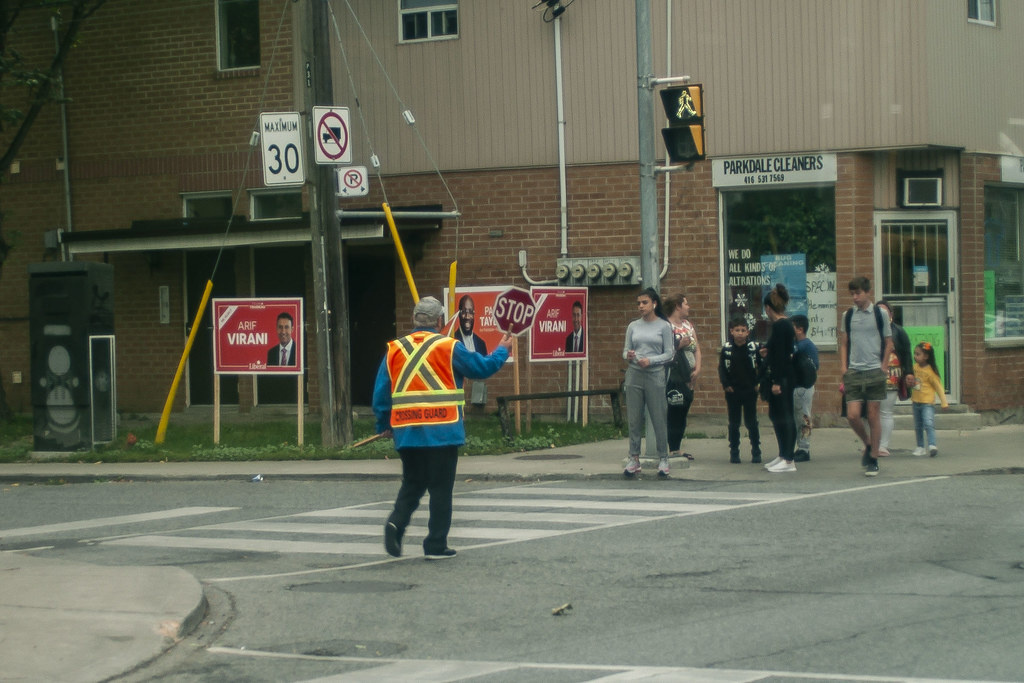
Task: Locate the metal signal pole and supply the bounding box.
[635,0,661,292]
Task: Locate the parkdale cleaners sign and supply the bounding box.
[712,153,837,188]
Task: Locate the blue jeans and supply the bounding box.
[913,402,936,448]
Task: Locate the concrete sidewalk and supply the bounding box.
[2,421,1022,681]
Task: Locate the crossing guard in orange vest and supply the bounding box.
[374,296,512,560]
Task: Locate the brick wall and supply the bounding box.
[960,155,1024,411]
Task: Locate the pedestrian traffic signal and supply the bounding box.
[659,84,705,163]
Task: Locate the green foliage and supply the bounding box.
[725,187,837,270]
[0,414,32,462]
[0,413,627,463]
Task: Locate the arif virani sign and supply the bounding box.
[213,298,304,375]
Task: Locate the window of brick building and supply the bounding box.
[968,0,996,26]
[721,187,838,347]
[184,193,233,218]
[252,191,302,220]
[217,0,261,70]
[984,186,1024,340]
[400,0,458,43]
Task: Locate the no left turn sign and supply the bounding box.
[312,106,352,164]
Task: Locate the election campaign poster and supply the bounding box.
[529,286,588,362]
[442,286,510,358]
[213,298,303,375]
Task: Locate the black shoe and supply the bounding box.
[729,455,741,464]
[865,459,880,477]
[751,454,762,464]
[793,449,810,462]
[384,522,402,557]
[425,548,457,560]
[861,445,872,468]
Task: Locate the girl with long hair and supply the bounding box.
[622,287,675,477]
[761,284,799,473]
[910,341,948,456]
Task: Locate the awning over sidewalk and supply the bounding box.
[60,206,444,255]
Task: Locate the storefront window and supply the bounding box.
[722,186,837,346]
[984,186,1024,339]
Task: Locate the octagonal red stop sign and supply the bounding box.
[492,287,537,336]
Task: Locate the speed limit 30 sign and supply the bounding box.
[259,112,305,186]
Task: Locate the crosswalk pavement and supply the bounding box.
[207,647,1012,683]
[98,484,801,562]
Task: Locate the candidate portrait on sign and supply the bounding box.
[564,300,585,355]
[266,311,297,366]
[454,294,488,355]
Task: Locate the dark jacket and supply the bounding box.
[718,340,763,393]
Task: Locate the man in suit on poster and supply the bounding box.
[267,311,297,366]
[564,300,585,354]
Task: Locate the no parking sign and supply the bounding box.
[336,166,368,197]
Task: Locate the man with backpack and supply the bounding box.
[839,277,893,477]
[791,314,818,462]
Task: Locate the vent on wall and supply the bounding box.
[902,177,942,207]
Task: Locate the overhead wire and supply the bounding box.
[209,0,296,281]
[332,0,463,261]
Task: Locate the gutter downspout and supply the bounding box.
[520,13,565,286]
[53,16,73,260]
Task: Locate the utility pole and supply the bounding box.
[635,0,660,292]
[304,0,352,446]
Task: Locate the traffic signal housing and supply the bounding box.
[659,84,705,163]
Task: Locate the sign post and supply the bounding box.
[492,287,537,336]
[312,106,352,164]
[336,166,368,197]
[211,297,305,444]
[259,112,305,186]
[492,287,537,436]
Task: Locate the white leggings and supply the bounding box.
[879,389,898,451]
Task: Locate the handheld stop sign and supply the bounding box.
[492,287,537,336]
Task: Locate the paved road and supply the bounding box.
[2,424,1023,681]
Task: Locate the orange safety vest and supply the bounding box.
[386,331,464,428]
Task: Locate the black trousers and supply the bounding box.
[725,389,760,456]
[667,398,693,452]
[388,445,459,554]
[768,384,797,461]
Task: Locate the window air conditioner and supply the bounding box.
[903,177,942,207]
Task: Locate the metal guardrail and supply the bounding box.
[495,388,624,441]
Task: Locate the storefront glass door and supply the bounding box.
[876,211,958,401]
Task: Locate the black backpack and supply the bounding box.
[665,348,693,407]
[794,348,817,388]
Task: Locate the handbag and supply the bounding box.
[897,374,911,401]
[666,349,693,407]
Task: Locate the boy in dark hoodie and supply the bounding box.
[718,317,763,463]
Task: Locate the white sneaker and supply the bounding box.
[763,456,783,470]
[658,458,670,477]
[928,445,938,457]
[624,456,641,477]
[768,460,796,473]
[912,447,926,457]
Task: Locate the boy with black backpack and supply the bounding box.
[791,314,819,462]
[718,317,763,464]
